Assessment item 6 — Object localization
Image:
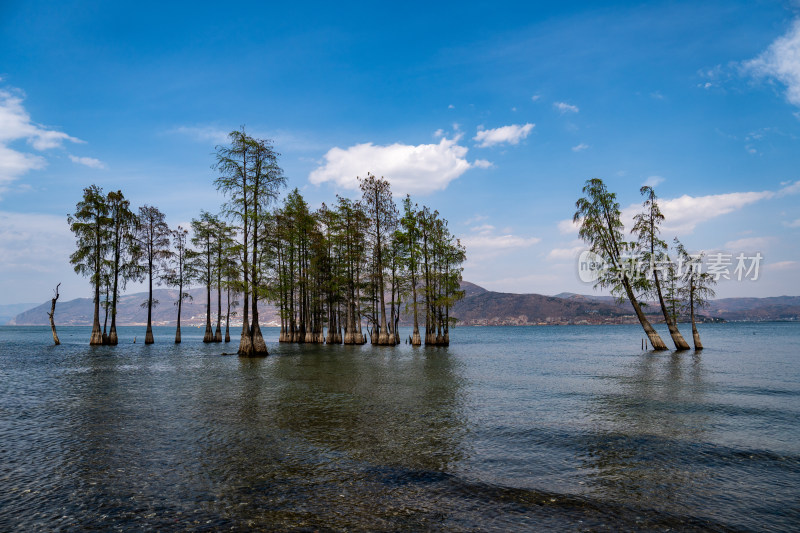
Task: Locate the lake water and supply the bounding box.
[0,323,798,531]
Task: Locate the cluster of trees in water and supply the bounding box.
[67,129,466,355]
[574,179,716,351]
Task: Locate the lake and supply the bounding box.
[1,323,798,531]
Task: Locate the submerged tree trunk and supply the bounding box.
[145,259,155,344]
[249,210,268,356]
[90,272,103,345]
[102,282,110,345]
[175,279,183,344]
[653,269,690,350]
[225,287,231,343]
[622,274,667,350]
[48,283,61,345]
[214,283,222,342]
[203,273,213,343]
[691,284,703,350]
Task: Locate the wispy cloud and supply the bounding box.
[571,143,589,152]
[562,188,781,237]
[779,179,800,196]
[309,136,485,195]
[68,155,106,169]
[170,125,230,144]
[765,260,797,271]
[461,220,540,262]
[0,86,83,196]
[742,19,800,106]
[547,245,584,261]
[622,190,775,235]
[723,236,774,250]
[0,211,72,273]
[558,218,580,235]
[642,175,664,187]
[553,101,579,113]
[473,123,534,148]
[463,233,541,251]
[784,218,800,228]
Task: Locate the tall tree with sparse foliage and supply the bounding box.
[165,226,193,344]
[106,190,138,345]
[190,211,217,343]
[675,239,716,350]
[574,178,668,350]
[135,205,172,344]
[633,186,690,350]
[360,173,398,345]
[214,128,286,356]
[68,184,111,345]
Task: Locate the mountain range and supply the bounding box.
[6,282,800,327]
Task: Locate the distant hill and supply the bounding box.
[7,283,799,326]
[8,288,269,327]
[453,289,631,326]
[552,292,800,323]
[0,303,38,325]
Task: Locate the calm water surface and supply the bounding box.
[0,323,798,531]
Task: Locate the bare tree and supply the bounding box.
[47,283,61,345]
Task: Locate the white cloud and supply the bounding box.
[779,180,800,196]
[764,260,797,271]
[642,175,665,187]
[461,221,540,262]
[531,94,542,101]
[0,211,72,274]
[0,87,83,194]
[621,190,775,235]
[68,155,106,169]
[448,104,455,109]
[471,224,495,234]
[564,181,796,240]
[473,123,534,148]
[742,19,800,106]
[553,102,579,113]
[723,236,774,250]
[464,214,488,225]
[784,218,800,228]
[473,159,493,168]
[433,128,444,138]
[308,136,478,195]
[171,125,230,144]
[558,218,580,235]
[547,245,585,261]
[571,143,589,152]
[463,233,541,250]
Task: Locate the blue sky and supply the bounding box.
[1,0,799,304]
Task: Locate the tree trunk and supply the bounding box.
[225,287,231,343]
[653,269,690,350]
[109,225,120,346]
[48,283,61,345]
[175,281,183,344]
[214,283,223,342]
[145,259,154,344]
[203,265,213,342]
[691,284,703,350]
[248,200,267,356]
[102,283,110,345]
[622,274,667,350]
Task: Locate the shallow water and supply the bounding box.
[1,323,798,531]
